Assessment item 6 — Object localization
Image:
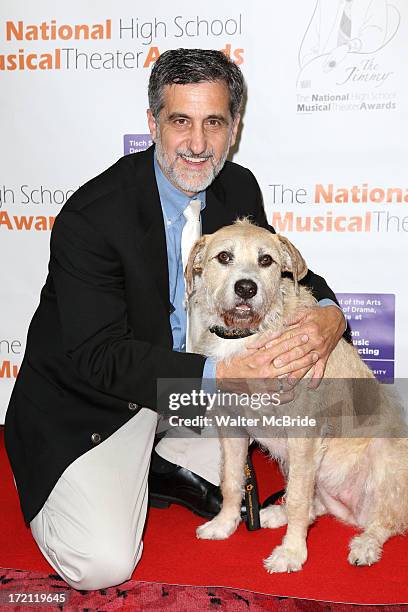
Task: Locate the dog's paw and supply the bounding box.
[260,505,287,529]
[196,516,240,540]
[348,534,382,566]
[263,543,307,573]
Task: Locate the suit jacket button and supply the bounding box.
[91,432,101,444]
[128,402,139,411]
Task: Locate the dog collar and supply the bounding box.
[209,325,258,339]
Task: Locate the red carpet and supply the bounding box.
[1,427,408,606]
[3,569,408,612]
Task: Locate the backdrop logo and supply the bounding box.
[0,15,244,71]
[5,19,111,41]
[124,134,152,155]
[315,183,408,204]
[0,338,22,380]
[0,211,55,230]
[337,293,395,382]
[267,181,408,234]
[0,184,75,231]
[296,0,401,113]
[0,19,111,70]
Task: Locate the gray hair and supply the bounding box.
[148,48,245,120]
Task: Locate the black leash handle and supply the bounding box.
[244,452,261,531]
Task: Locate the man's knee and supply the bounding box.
[56,542,141,591]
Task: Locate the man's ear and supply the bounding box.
[147,109,157,142]
[277,235,308,294]
[185,235,209,297]
[230,113,241,147]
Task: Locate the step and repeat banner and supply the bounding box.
[1,0,407,421]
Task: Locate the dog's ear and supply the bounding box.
[184,235,209,297]
[277,235,308,294]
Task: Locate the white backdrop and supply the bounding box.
[1,0,407,421]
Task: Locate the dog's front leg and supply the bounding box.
[264,438,317,573]
[196,436,248,540]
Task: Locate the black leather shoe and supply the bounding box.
[149,465,223,519]
[149,463,284,521]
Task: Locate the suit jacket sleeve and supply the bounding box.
[245,169,340,305]
[50,210,205,410]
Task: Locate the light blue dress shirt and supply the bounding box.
[154,156,216,381]
[153,155,343,385]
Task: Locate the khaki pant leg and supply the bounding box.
[30,408,157,591]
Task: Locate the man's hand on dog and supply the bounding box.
[216,328,319,401]
[244,305,345,388]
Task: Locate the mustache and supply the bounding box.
[176,148,214,160]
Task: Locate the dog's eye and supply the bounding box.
[217,251,233,265]
[259,254,273,267]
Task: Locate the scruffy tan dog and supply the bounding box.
[185,219,408,573]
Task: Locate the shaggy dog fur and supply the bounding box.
[185,219,408,573]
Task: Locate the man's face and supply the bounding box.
[147,80,240,196]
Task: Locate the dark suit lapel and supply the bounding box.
[133,148,171,313]
[140,215,171,311]
[203,178,232,233]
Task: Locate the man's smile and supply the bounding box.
[179,154,212,169]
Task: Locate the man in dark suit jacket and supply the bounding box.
[5,49,345,590]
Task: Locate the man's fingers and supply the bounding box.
[264,327,305,349]
[286,365,315,386]
[246,329,282,349]
[271,351,319,376]
[308,359,326,389]
[253,333,310,364]
[272,341,314,369]
[242,334,310,370]
[247,322,309,351]
[244,343,318,378]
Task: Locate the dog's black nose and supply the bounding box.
[234,279,258,299]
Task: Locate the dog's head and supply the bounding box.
[185,219,308,330]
